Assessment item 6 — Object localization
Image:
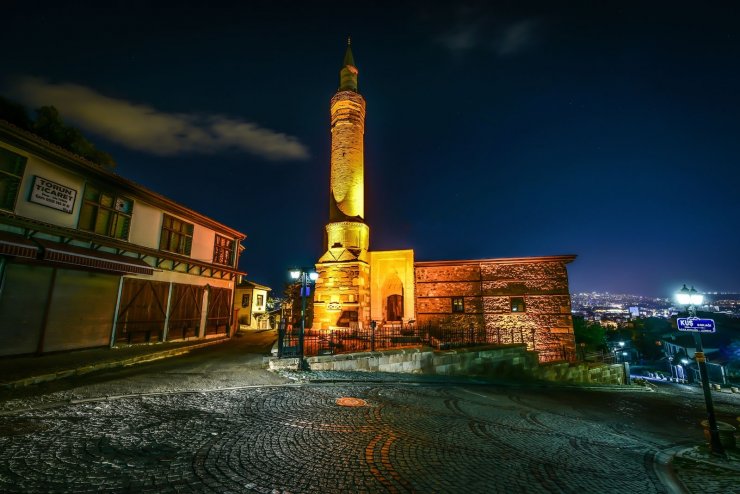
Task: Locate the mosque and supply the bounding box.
[312,42,576,362]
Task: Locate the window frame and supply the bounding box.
[0,147,27,212]
[241,293,250,308]
[511,297,526,313]
[256,294,264,307]
[77,183,133,240]
[451,296,464,313]
[213,234,234,266]
[159,214,194,256]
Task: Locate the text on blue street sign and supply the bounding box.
[677,317,716,333]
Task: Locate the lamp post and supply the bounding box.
[675,284,724,456]
[289,268,319,367]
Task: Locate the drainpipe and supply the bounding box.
[0,256,6,298]
[109,276,125,348]
[37,267,57,355]
[162,282,173,341]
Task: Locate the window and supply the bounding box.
[213,234,234,265]
[452,297,464,313]
[257,294,264,306]
[78,184,133,240]
[511,297,526,312]
[0,147,27,211]
[160,214,194,255]
[241,293,250,308]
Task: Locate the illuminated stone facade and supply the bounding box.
[314,40,375,329]
[415,257,576,362]
[312,42,576,362]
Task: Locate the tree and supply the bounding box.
[283,281,314,330]
[32,106,116,169]
[573,316,607,352]
[0,96,32,130]
[0,99,116,169]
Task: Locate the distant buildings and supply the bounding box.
[571,292,673,324]
[0,120,245,356]
[571,291,740,326]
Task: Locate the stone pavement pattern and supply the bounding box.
[672,451,740,494]
[0,383,686,493]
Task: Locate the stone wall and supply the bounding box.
[313,261,371,329]
[304,345,625,385]
[415,256,577,362]
[329,91,365,221]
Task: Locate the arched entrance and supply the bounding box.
[386,294,403,322]
[381,274,403,322]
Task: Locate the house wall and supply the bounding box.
[6,142,85,228]
[128,201,162,250]
[233,285,270,329]
[2,141,234,265]
[0,129,243,356]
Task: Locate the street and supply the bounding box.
[0,332,738,493]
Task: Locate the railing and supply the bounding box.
[280,323,538,358]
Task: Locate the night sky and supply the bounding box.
[3,1,739,297]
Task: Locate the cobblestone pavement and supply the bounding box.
[2,380,731,494]
[672,450,740,494]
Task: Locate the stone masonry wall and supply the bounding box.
[329,91,365,221]
[415,258,576,362]
[313,261,371,330]
[304,345,624,385]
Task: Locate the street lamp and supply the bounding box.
[675,284,724,456]
[289,267,319,367]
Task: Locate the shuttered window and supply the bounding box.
[78,184,132,240]
[0,147,26,211]
[160,214,194,255]
[213,234,234,265]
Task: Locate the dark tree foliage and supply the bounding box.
[0,96,115,169]
[0,96,32,130]
[33,106,116,169]
[573,316,607,352]
[283,281,314,329]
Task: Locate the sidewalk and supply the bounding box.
[0,336,229,389]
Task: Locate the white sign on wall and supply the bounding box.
[29,176,77,214]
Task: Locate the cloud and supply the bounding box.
[5,76,310,161]
[496,20,539,56]
[438,24,481,52]
[437,15,540,57]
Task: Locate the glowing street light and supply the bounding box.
[288,267,319,367]
[675,284,724,456]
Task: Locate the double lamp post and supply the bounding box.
[288,268,318,363]
[675,284,724,457]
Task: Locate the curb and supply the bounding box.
[653,446,690,494]
[0,337,229,390]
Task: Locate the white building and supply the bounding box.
[0,120,245,356]
[234,280,272,330]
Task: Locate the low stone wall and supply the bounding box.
[307,345,538,378]
[532,361,625,385]
[304,345,625,385]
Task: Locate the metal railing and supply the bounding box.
[279,322,539,358]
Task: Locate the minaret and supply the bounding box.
[313,39,371,329]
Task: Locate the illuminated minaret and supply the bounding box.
[314,39,371,329]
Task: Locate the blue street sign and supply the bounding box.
[677,317,716,333]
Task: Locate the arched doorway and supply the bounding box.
[386,294,403,322]
[381,274,403,322]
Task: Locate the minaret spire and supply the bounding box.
[339,36,358,92]
[314,38,371,330]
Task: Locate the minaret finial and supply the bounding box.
[339,38,358,92]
